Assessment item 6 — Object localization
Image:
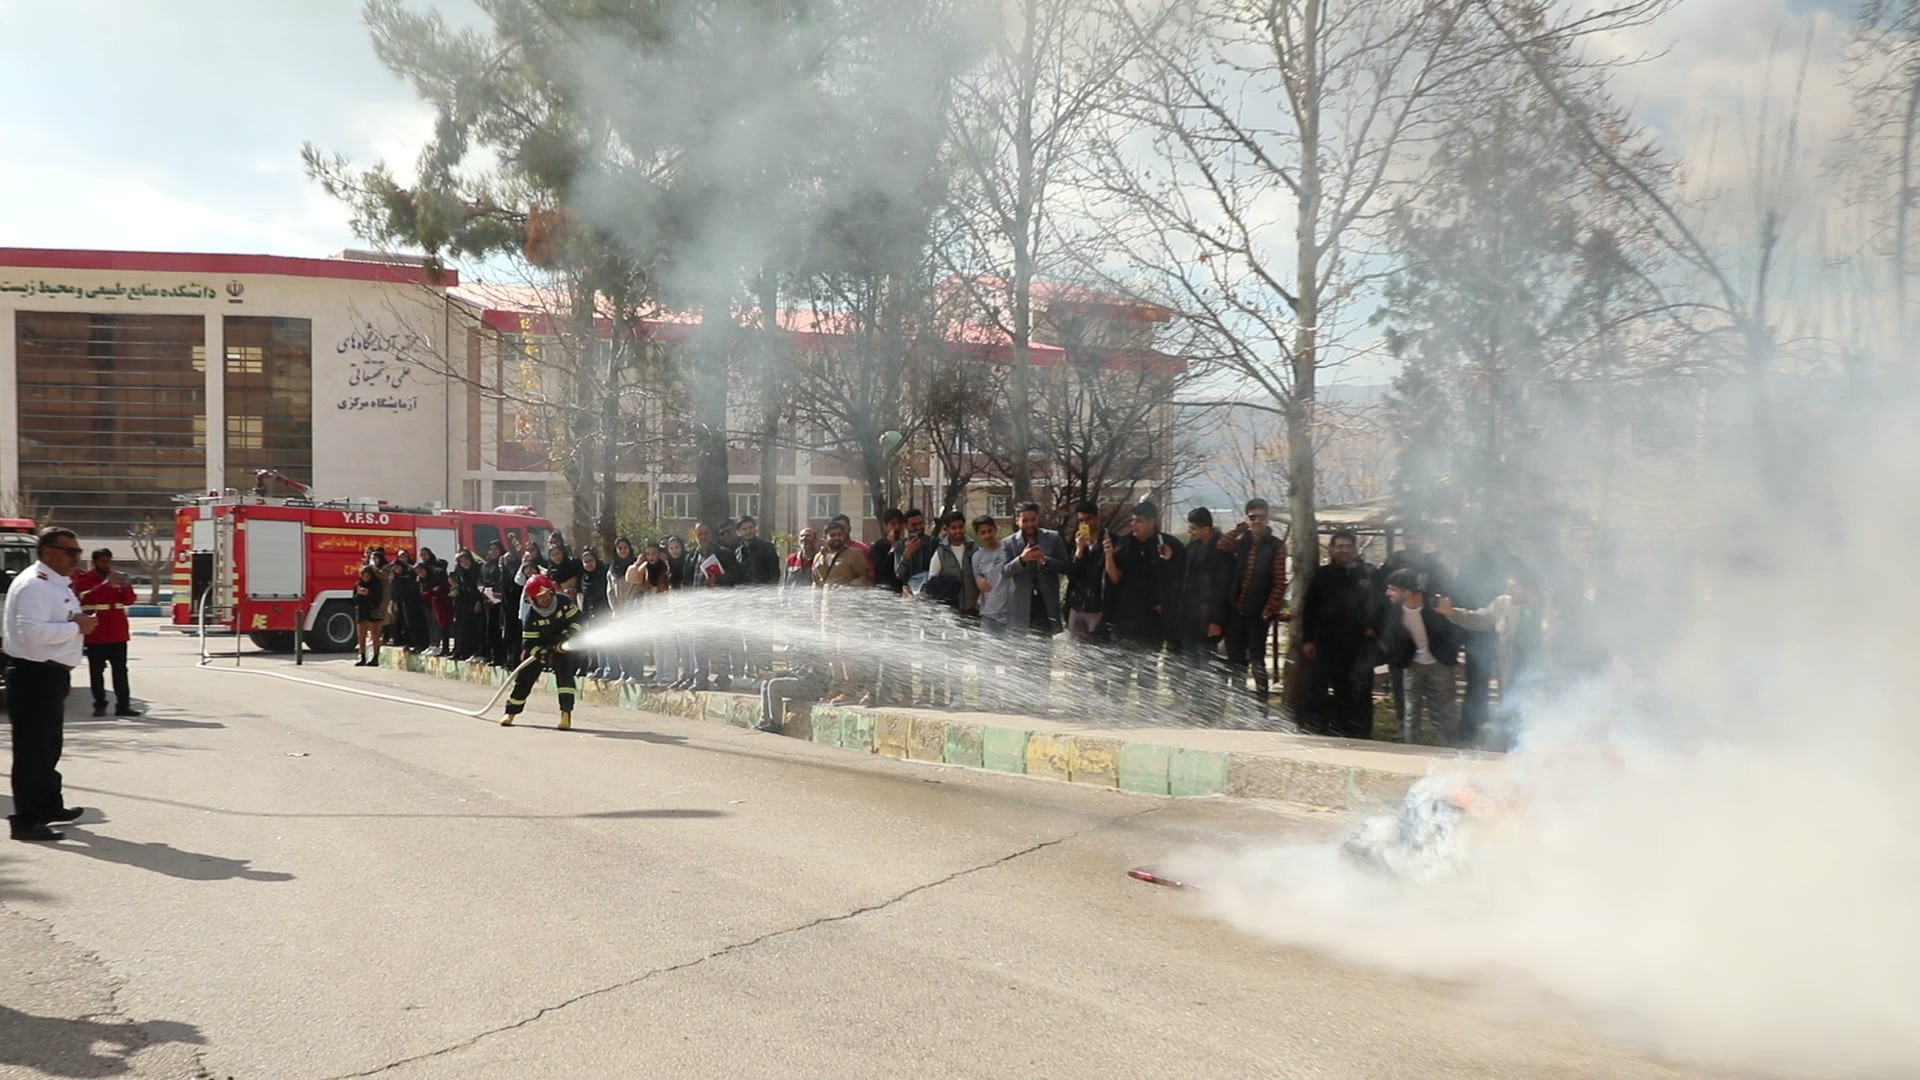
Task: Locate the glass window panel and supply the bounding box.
[15,311,206,536]
[222,316,312,491]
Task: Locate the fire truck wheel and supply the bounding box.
[309,600,359,653]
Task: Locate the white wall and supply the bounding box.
[0,264,462,511]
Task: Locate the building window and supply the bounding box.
[14,311,206,537]
[496,487,539,508]
[809,492,839,520]
[730,492,761,520]
[987,495,1012,518]
[224,344,264,375]
[226,415,263,451]
[222,316,313,492]
[659,491,695,519]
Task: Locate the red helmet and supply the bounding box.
[523,573,557,604]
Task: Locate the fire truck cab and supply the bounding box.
[170,494,555,653]
[0,518,36,597]
[0,517,41,696]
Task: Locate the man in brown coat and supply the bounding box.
[812,520,873,702]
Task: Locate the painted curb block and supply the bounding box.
[906,716,947,763]
[812,708,846,749]
[942,722,984,769]
[1025,732,1073,782]
[874,713,910,759]
[1117,743,1172,796]
[1169,747,1230,797]
[981,727,1030,774]
[365,655,1430,809]
[842,711,875,753]
[1068,736,1121,788]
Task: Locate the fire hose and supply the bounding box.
[197,647,543,720]
[195,595,543,720]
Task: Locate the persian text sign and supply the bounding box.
[0,279,220,301]
[334,318,427,411]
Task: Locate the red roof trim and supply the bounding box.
[0,248,457,288]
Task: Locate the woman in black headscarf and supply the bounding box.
[607,536,641,682]
[577,548,611,679]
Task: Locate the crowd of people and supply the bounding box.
[344,499,1547,748]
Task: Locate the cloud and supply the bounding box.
[0,2,445,256]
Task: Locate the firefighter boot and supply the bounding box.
[557,711,572,731]
[500,712,516,727]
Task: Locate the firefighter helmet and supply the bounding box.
[524,573,557,607]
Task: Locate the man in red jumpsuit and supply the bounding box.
[71,548,141,718]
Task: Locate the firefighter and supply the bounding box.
[71,548,142,717]
[501,573,586,730]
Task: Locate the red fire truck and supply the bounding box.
[170,493,555,652]
[1,517,42,701]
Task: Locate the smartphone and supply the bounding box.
[1077,524,1092,543]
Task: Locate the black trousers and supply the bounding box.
[401,600,430,649]
[498,608,521,667]
[1461,630,1496,745]
[1110,632,1166,694]
[1306,645,1376,739]
[86,641,132,710]
[456,605,485,659]
[7,659,69,827]
[1223,616,1273,693]
[504,653,576,717]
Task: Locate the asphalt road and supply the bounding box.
[0,634,1739,1080]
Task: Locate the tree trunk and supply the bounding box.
[757,271,783,532]
[1281,0,1323,709]
[1008,0,1039,506]
[861,444,891,529]
[1897,72,1919,366]
[695,289,734,529]
[598,328,625,556]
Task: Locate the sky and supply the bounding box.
[0,0,1864,289]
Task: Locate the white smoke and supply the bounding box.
[1179,399,1920,1078]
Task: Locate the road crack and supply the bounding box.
[325,805,1161,1078]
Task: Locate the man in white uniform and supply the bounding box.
[3,528,95,841]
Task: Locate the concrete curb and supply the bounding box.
[375,652,1467,811]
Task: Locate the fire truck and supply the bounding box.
[170,481,555,653]
[1,517,41,700]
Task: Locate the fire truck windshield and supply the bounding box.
[1,543,32,576]
[1,540,33,594]
[500,526,553,554]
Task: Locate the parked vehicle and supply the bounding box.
[170,492,553,653]
[0,517,40,706]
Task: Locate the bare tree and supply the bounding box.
[1478,0,1827,511]
[127,515,169,605]
[788,266,944,515]
[941,0,1151,504]
[1086,0,1670,697]
[0,485,52,528]
[919,350,1007,514]
[1023,294,1205,521]
[1090,0,1491,698]
[1844,1,1920,368]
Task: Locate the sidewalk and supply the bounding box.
[374,651,1499,810]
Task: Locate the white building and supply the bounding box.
[0,246,477,549]
[0,246,1190,554]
